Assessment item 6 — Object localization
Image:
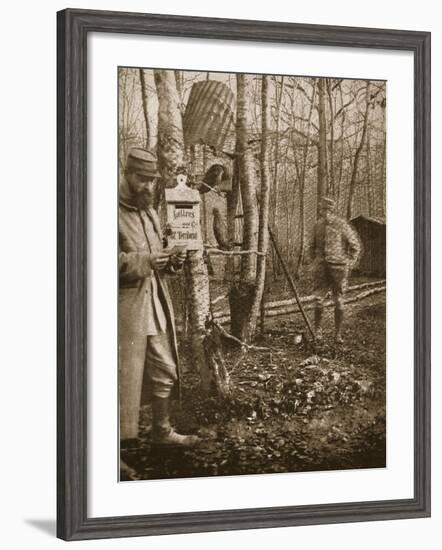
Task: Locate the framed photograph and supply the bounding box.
[57,8,431,541]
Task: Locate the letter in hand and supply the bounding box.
[170,244,188,268]
[150,252,171,271]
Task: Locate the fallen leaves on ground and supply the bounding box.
[122,296,386,480]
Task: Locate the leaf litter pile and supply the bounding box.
[122,295,386,480]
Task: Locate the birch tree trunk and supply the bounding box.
[183,251,212,392]
[153,69,213,392]
[317,78,328,216]
[174,70,184,115]
[229,73,259,340]
[270,76,285,270]
[154,70,187,188]
[295,80,317,275]
[243,75,271,341]
[326,78,336,196]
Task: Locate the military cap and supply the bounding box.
[125,148,161,178]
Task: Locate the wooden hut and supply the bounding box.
[351,215,386,277]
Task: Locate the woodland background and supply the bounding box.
[118,67,388,480]
[119,68,386,278]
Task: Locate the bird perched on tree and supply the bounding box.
[200,164,225,194]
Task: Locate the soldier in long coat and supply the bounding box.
[119,148,199,452]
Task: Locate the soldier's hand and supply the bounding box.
[150,252,170,271]
[170,245,188,268]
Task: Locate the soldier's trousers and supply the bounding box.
[119,332,178,440]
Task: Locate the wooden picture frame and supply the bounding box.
[57,8,431,541]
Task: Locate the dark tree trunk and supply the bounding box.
[225,165,241,283]
[347,81,371,219]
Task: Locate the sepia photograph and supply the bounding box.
[118,66,387,482]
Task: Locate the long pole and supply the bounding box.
[204,183,316,340]
[268,227,316,340]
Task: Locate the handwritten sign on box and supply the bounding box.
[165,175,202,251]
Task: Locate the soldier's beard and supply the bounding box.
[134,191,154,210]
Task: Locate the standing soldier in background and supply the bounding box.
[119,148,200,469]
[311,197,362,343]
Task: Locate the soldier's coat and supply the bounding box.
[313,214,361,267]
[118,179,180,437]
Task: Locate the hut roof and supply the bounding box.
[351,214,386,226]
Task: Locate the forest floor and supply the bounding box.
[121,291,386,481]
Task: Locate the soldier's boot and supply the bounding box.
[151,396,200,447]
[334,306,345,343]
[314,300,324,341]
[120,459,139,481]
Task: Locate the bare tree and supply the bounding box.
[138,68,156,151]
[335,82,347,213]
[295,79,317,273]
[316,78,328,215]
[326,78,336,196]
[118,68,145,170]
[270,76,285,248]
[347,80,371,219]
